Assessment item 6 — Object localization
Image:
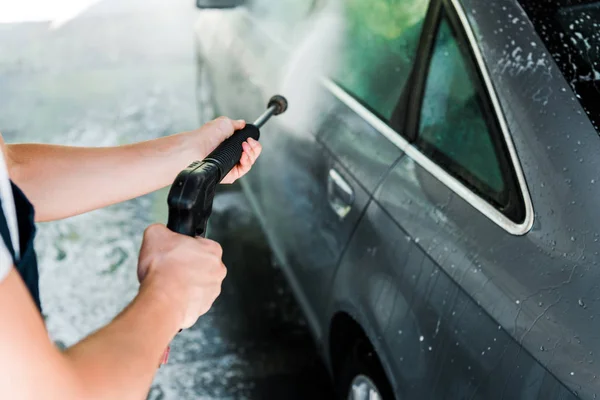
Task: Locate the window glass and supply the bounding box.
[333,0,429,120]
[417,17,506,204]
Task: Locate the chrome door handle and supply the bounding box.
[327,168,354,219]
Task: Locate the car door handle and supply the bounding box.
[327,168,354,219]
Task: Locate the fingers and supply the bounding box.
[209,117,238,140]
[233,119,246,131]
[220,136,262,184]
[214,117,245,136]
[242,138,261,165]
[198,237,223,258]
[143,223,168,241]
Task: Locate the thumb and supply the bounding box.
[143,223,170,242]
[212,116,238,140]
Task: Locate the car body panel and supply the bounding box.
[317,91,405,194]
[370,0,600,396]
[461,0,600,397]
[195,5,373,343]
[194,0,600,398]
[331,195,577,398]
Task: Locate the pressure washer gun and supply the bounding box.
[159,95,287,365]
[166,95,288,237]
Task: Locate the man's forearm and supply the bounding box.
[0,268,183,400]
[65,284,182,400]
[7,134,197,222]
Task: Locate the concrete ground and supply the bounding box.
[0,0,335,398]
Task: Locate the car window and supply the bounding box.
[332,0,430,121]
[416,15,511,211]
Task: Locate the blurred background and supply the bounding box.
[0,0,333,398]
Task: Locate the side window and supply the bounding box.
[333,0,429,120]
[416,14,524,222]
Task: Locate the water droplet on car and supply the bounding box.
[571,236,576,241]
[579,298,586,308]
[571,371,575,376]
[419,336,424,342]
[539,302,544,306]
[516,300,520,304]
[540,345,546,351]
[428,346,432,351]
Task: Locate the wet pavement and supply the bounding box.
[0,1,335,398]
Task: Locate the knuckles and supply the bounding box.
[213,116,234,136]
[143,223,164,241]
[213,263,227,281]
[202,239,223,257]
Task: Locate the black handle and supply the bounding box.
[205,124,260,177]
[166,124,260,237]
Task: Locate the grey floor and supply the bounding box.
[0,1,334,398]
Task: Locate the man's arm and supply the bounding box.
[4,117,261,222]
[0,224,225,400]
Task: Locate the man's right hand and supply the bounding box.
[137,223,226,329]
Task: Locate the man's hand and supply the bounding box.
[137,224,226,329]
[187,116,263,184]
[6,115,262,222]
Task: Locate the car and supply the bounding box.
[193,0,599,398]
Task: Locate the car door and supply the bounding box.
[197,1,377,341]
[333,0,575,398]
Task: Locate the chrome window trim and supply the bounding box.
[320,0,534,236]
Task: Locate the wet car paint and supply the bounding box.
[195,0,600,398]
[460,0,600,397]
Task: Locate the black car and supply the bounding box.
[195,0,600,398]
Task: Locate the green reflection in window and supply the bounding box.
[418,18,504,195]
[333,0,429,120]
